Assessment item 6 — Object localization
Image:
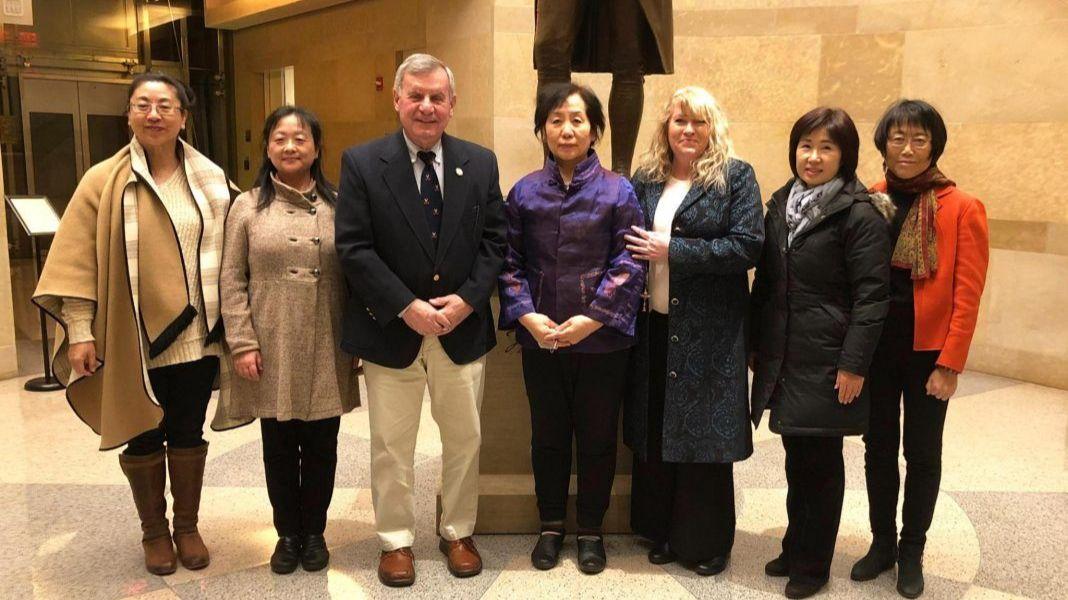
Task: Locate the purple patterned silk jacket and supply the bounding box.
[498,152,646,353]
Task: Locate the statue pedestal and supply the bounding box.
[437,301,633,533]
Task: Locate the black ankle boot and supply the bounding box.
[530,531,564,570]
[784,579,825,599]
[301,533,330,572]
[897,556,925,598]
[270,535,303,574]
[851,537,898,581]
[647,541,676,565]
[693,554,729,576]
[765,554,788,577]
[576,535,606,574]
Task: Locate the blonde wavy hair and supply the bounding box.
[635,86,735,191]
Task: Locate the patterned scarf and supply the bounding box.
[786,176,844,245]
[886,166,954,279]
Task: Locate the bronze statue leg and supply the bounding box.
[608,0,645,176]
[534,0,585,94]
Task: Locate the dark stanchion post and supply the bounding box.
[24,235,63,392]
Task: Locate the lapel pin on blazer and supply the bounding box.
[456,167,464,177]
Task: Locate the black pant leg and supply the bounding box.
[261,418,302,537]
[631,313,675,542]
[571,349,628,531]
[124,357,217,455]
[670,462,736,561]
[864,308,910,541]
[899,350,948,558]
[522,348,574,524]
[784,435,845,585]
[298,417,341,536]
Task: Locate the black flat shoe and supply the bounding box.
[576,535,606,575]
[897,557,925,598]
[851,538,897,581]
[693,554,729,576]
[785,579,825,599]
[647,541,676,565]
[765,555,789,577]
[301,533,330,572]
[270,535,303,574]
[530,532,564,570]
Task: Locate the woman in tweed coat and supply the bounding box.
[623,87,764,575]
[221,106,359,575]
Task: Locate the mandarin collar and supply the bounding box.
[544,150,602,189]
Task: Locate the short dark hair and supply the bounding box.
[126,72,196,112]
[873,99,948,164]
[789,107,860,183]
[533,82,606,154]
[254,105,336,210]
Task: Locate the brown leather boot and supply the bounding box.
[167,443,210,570]
[119,450,177,575]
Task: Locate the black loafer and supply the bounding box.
[530,532,564,570]
[851,538,897,581]
[270,535,303,574]
[647,541,676,565]
[785,579,826,599]
[301,533,330,572]
[897,557,925,598]
[576,535,607,575]
[765,555,789,577]
[693,554,729,576]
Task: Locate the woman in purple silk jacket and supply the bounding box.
[498,83,645,575]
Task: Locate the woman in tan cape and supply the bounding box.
[33,73,247,576]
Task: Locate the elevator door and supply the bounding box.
[19,77,130,216]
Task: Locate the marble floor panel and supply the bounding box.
[0,369,1063,599]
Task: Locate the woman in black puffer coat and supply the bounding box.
[749,107,892,600]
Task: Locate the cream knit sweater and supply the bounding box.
[61,166,220,368]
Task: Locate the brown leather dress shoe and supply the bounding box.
[378,547,415,587]
[439,537,482,577]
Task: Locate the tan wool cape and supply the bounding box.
[33,140,252,450]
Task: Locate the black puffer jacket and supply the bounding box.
[750,178,892,436]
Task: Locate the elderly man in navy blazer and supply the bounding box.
[335,53,506,587]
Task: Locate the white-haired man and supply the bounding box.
[335,53,506,586]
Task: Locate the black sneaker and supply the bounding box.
[270,535,303,574]
[301,533,330,572]
[530,531,564,570]
[576,535,606,575]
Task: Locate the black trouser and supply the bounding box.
[124,357,219,456]
[864,304,947,559]
[534,0,645,174]
[260,416,341,537]
[781,435,845,586]
[522,347,629,531]
[632,312,735,561]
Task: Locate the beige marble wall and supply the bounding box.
[230,0,427,188]
[489,0,1068,388]
[0,165,19,379]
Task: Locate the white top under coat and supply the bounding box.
[649,176,691,315]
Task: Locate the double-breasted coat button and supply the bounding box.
[311,237,321,245]
[311,268,321,277]
[670,297,680,306]
[670,335,679,343]
[308,206,317,215]
[433,274,441,282]
[668,371,678,379]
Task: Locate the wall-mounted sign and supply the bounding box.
[2,0,34,27]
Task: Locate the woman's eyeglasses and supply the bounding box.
[129,102,181,116]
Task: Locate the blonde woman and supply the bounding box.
[623,87,764,575]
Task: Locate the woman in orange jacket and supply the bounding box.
[850,99,989,599]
